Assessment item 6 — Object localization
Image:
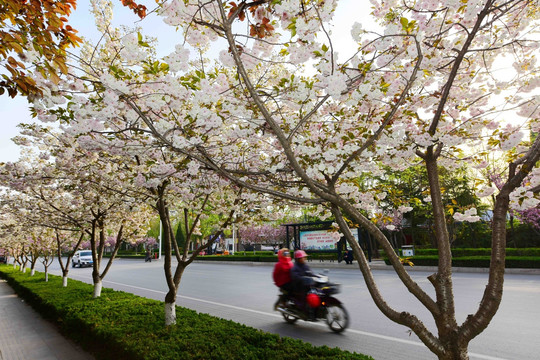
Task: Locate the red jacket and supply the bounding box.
[273,249,293,287]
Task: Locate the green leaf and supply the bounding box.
[287,19,297,37]
[400,17,408,28]
[137,32,149,47]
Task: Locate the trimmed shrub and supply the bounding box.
[383,255,540,268]
[196,255,278,262]
[409,248,540,257]
[305,253,339,261]
[0,266,372,360]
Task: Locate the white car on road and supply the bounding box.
[72,250,93,268]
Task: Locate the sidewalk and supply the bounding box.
[0,279,94,360]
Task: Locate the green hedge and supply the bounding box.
[0,266,371,360]
[197,255,278,262]
[108,254,146,259]
[385,248,540,258]
[305,253,339,261]
[197,253,341,262]
[383,255,540,268]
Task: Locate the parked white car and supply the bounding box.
[72,250,93,268]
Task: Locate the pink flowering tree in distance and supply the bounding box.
[238,223,287,249]
[25,0,540,358]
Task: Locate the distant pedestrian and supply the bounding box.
[145,250,152,262]
[345,250,353,264]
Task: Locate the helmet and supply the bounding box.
[294,250,308,259]
[278,248,290,259]
[306,292,321,308]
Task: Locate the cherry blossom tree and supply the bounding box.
[1,124,153,295]
[153,175,243,325]
[82,141,250,325]
[55,230,85,286]
[49,144,152,298]
[0,148,87,285]
[27,235,41,276]
[21,3,278,321]
[238,223,286,249]
[28,227,57,281]
[155,2,540,358]
[25,0,540,358]
[0,212,28,270]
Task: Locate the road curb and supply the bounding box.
[191,260,540,275]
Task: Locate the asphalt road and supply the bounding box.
[40,259,540,360]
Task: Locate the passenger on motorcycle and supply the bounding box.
[291,250,317,319]
[273,248,294,294]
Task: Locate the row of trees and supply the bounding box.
[0,121,284,322]
[1,1,540,359]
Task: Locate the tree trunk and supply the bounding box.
[164,301,176,326]
[62,275,68,287]
[30,269,35,276]
[438,346,469,360]
[424,151,462,358]
[93,279,102,298]
[45,270,49,282]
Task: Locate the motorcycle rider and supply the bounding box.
[272,248,294,310]
[291,250,316,320]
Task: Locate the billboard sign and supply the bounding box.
[299,230,339,250]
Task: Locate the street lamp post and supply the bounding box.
[232,222,237,253]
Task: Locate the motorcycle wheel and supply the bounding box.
[326,304,349,333]
[282,300,299,324]
[282,311,299,324]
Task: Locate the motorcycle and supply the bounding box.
[275,273,349,333]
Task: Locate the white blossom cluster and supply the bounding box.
[453,208,481,222]
[510,187,540,211]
